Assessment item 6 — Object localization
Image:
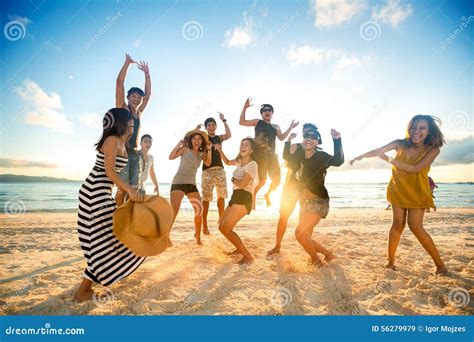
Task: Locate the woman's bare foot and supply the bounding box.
[384,262,396,271]
[203,226,210,235]
[237,256,254,265]
[267,246,280,255]
[72,288,95,302]
[324,253,337,262]
[194,234,202,245]
[226,249,241,255]
[312,258,324,268]
[435,266,448,276]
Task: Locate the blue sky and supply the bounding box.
[0,0,472,183]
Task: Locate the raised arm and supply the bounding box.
[218,112,232,141]
[102,136,143,202]
[350,139,403,165]
[169,140,186,160]
[276,120,299,141]
[239,97,259,127]
[328,129,344,167]
[282,133,297,161]
[214,143,236,166]
[116,53,134,108]
[137,61,151,113]
[379,147,440,173]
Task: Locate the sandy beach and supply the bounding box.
[0,208,472,316]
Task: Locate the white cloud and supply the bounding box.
[372,0,413,28]
[223,12,255,49]
[286,44,375,79]
[15,80,73,133]
[311,0,367,28]
[286,44,342,66]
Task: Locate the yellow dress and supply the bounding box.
[386,146,435,209]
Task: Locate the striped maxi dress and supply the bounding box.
[77,152,146,286]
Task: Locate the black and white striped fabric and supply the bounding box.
[77,152,145,286]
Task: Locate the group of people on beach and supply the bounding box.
[73,54,448,302]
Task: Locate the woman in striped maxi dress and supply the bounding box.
[73,108,145,302]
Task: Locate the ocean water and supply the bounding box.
[0,182,472,213]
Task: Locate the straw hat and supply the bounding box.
[184,129,210,145]
[113,195,173,257]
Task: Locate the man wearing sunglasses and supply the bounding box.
[268,123,320,255]
[239,97,299,208]
[115,53,152,205]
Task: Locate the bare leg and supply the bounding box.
[219,205,253,264]
[407,208,447,274]
[170,190,185,245]
[202,200,210,235]
[264,175,281,207]
[187,192,203,245]
[253,179,266,209]
[385,205,407,270]
[295,212,324,267]
[217,197,225,222]
[268,191,298,255]
[72,278,94,302]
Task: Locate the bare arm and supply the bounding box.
[102,136,143,202]
[137,61,151,113]
[169,140,186,160]
[202,141,212,167]
[218,112,232,141]
[350,139,403,165]
[381,147,440,173]
[214,144,236,166]
[276,120,299,141]
[149,162,159,194]
[116,53,134,108]
[233,172,252,188]
[239,97,259,127]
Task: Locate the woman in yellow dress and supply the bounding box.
[350,115,448,275]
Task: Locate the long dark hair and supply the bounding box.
[236,137,266,169]
[95,108,132,152]
[404,115,445,148]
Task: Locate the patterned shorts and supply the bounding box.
[299,195,330,219]
[201,167,228,202]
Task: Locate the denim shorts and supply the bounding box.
[119,152,140,187]
[299,195,330,218]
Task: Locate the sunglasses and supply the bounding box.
[303,133,319,140]
[261,108,273,113]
